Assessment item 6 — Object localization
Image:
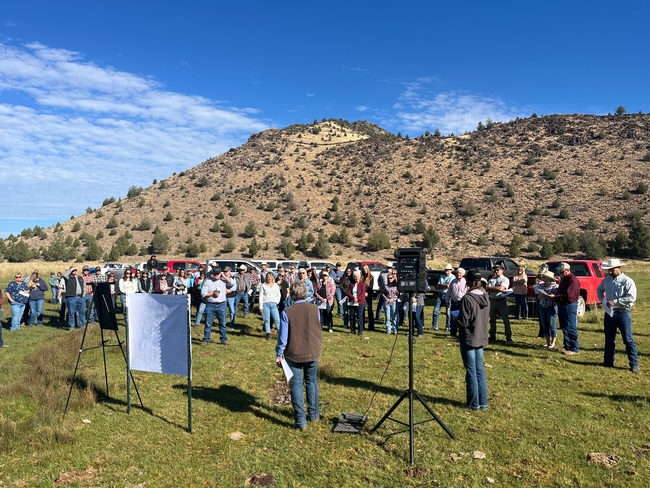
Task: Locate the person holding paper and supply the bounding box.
[596,259,639,374]
[201,266,228,346]
[487,263,513,343]
[447,268,468,337]
[275,281,322,431]
[535,270,559,349]
[5,272,30,331]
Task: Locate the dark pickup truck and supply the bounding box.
[458,257,538,297]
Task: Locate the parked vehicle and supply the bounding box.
[252,259,286,270]
[204,258,262,274]
[155,260,202,274]
[101,263,133,281]
[544,260,605,317]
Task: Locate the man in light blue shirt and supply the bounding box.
[201,266,228,346]
[597,259,638,373]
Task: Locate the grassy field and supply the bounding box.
[1,264,649,487]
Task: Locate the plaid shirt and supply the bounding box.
[249,270,260,287]
[82,273,95,294]
[536,282,558,308]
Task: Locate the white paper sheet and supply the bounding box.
[127,294,191,377]
[280,358,293,383]
[602,297,614,317]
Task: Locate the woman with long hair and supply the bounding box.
[339,267,353,329]
[315,271,336,332]
[361,265,375,331]
[306,268,318,294]
[174,269,189,295]
[137,270,153,293]
[347,270,367,336]
[382,270,399,334]
[457,269,490,411]
[259,272,281,341]
[118,269,137,325]
[27,270,48,325]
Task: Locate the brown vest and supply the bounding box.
[284,302,322,363]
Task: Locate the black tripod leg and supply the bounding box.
[371,389,410,432]
[114,329,144,408]
[100,327,109,399]
[64,323,91,414]
[413,390,456,440]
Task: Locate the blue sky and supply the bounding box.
[1,1,649,237]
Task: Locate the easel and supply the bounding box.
[64,285,143,414]
[371,292,455,464]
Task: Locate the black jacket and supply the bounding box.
[457,290,490,348]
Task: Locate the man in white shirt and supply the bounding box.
[201,266,228,346]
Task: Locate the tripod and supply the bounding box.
[371,292,455,465]
[64,292,143,414]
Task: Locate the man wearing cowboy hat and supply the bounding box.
[432,263,455,331]
[232,264,252,323]
[487,262,513,343]
[597,259,639,373]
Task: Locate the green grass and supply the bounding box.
[1,271,649,487]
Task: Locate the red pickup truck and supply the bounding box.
[544,260,606,317]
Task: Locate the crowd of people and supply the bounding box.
[1,255,640,419]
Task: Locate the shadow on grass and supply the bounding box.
[581,391,649,403]
[173,384,293,427]
[319,370,464,409]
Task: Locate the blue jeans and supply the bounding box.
[384,302,397,333]
[557,301,579,352]
[29,299,44,325]
[51,285,59,304]
[432,294,449,330]
[604,310,638,368]
[84,295,94,325]
[263,302,280,334]
[412,305,424,335]
[459,342,488,410]
[67,296,86,329]
[448,301,461,337]
[227,296,236,325]
[204,301,227,343]
[194,301,206,326]
[334,287,343,315]
[514,294,528,319]
[286,358,320,429]
[232,292,249,322]
[538,305,557,338]
[10,302,26,330]
[350,305,366,335]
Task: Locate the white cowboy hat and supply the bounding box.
[443,263,453,270]
[541,270,556,280]
[601,258,627,269]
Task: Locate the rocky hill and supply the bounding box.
[7,114,650,264]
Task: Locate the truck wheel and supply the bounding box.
[577,296,586,318]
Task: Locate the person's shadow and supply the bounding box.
[173,384,293,427]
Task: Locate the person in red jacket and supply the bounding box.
[347,270,367,336]
[548,262,580,355]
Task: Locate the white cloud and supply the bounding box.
[354,105,369,112]
[0,41,269,224]
[389,78,524,135]
[306,93,315,97]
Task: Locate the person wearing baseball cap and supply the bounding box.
[597,259,638,373]
[201,266,228,345]
[456,269,489,411]
[487,262,512,342]
[62,265,88,330]
[535,270,559,349]
[547,263,580,355]
[232,264,252,323]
